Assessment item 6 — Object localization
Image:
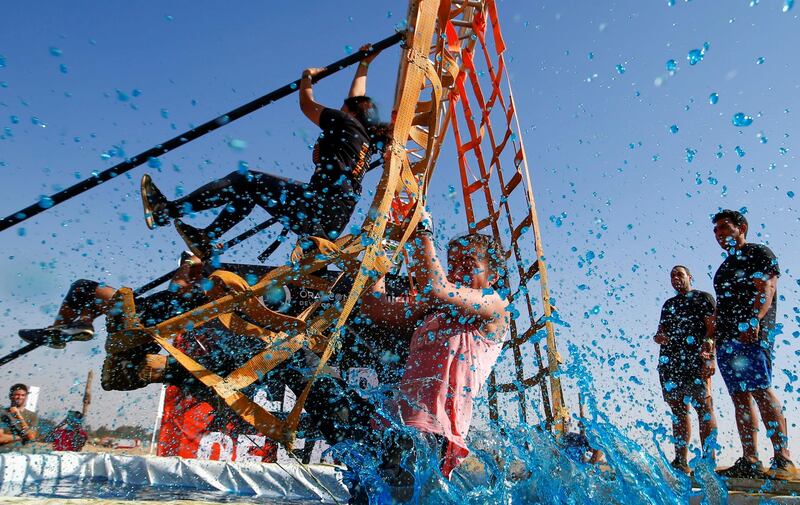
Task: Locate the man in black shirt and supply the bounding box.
[654,265,718,473]
[711,210,795,479]
[140,45,391,260]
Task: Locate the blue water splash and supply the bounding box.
[732,113,753,127]
[687,49,704,65]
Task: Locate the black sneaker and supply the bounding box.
[141,174,171,229]
[175,219,215,259]
[717,457,767,479]
[767,455,797,480]
[19,323,95,350]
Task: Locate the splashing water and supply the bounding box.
[330,342,731,505]
[687,49,704,65]
[731,113,753,127]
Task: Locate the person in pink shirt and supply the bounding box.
[363,209,510,481]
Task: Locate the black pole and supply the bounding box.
[0,31,405,233]
[0,343,41,369]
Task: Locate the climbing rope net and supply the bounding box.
[4,0,567,446]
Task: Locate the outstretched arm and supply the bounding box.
[348,44,381,98]
[408,231,507,324]
[299,67,326,126]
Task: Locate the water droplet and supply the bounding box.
[588,52,594,60]
[708,177,718,185]
[289,82,297,90]
[615,63,626,74]
[709,92,719,105]
[132,88,142,97]
[147,157,162,169]
[160,108,169,119]
[59,64,68,74]
[784,0,794,12]
[227,138,247,150]
[780,147,789,155]
[344,45,354,55]
[749,0,760,6]
[686,148,697,163]
[758,132,768,144]
[687,49,704,65]
[116,89,129,102]
[0,55,6,68]
[669,124,679,134]
[732,112,754,127]
[165,14,174,21]
[788,191,795,198]
[10,115,19,124]
[668,0,675,5]
[735,145,746,157]
[665,59,677,72]
[756,56,765,65]
[17,227,26,237]
[49,47,63,57]
[38,195,54,209]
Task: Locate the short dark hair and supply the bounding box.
[447,233,508,278]
[712,209,748,230]
[9,383,28,394]
[671,265,691,277]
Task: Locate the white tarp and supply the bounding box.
[0,451,349,503]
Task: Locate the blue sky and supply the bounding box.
[1,1,798,464]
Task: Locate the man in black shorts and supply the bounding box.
[140,46,390,260]
[711,209,795,479]
[654,265,718,473]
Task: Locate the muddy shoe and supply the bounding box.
[138,354,168,384]
[141,174,171,229]
[19,322,95,350]
[175,219,215,259]
[717,457,766,479]
[767,455,797,480]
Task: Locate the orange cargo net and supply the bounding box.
[438,0,568,430]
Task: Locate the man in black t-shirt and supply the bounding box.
[654,265,718,473]
[140,45,391,260]
[711,210,795,480]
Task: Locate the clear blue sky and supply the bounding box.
[1,1,798,464]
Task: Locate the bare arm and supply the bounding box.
[409,232,508,329]
[348,44,380,98]
[653,324,667,345]
[299,67,326,126]
[741,274,778,343]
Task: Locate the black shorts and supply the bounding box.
[658,366,709,405]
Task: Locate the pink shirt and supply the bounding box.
[399,312,505,477]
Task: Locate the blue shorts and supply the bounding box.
[717,339,772,394]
